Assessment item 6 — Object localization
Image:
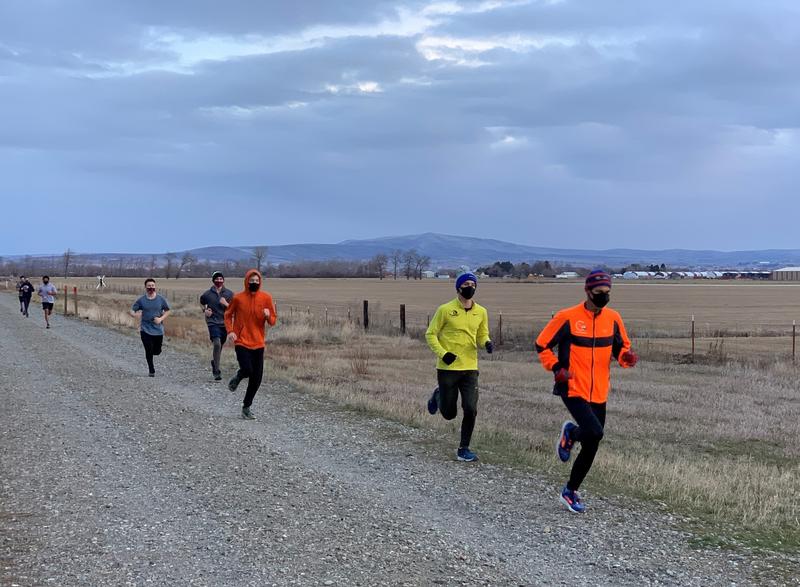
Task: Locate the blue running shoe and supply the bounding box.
[560,486,585,513]
[427,387,440,415]
[456,447,479,462]
[556,421,577,462]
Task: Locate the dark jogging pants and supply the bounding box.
[437,369,479,449]
[562,396,607,491]
[235,346,264,408]
[140,331,163,373]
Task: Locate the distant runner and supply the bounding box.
[129,278,171,377]
[17,276,34,317]
[200,271,234,381]
[535,269,638,513]
[425,271,493,462]
[224,270,277,420]
[37,276,57,329]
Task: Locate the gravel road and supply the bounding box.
[0,293,795,586]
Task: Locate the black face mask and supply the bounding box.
[146,287,156,293]
[589,291,610,308]
[248,282,259,292]
[459,286,476,300]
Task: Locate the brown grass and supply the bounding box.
[12,279,800,548]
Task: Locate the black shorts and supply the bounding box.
[207,324,227,341]
[42,302,54,311]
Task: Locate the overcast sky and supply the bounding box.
[2,0,799,255]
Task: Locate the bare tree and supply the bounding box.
[164,252,177,279]
[176,252,196,279]
[402,249,418,280]
[252,246,268,274]
[148,255,158,277]
[62,248,73,279]
[414,254,431,279]
[371,254,388,279]
[390,249,403,280]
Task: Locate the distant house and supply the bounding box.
[555,271,579,279]
[436,273,450,279]
[422,270,436,279]
[772,267,800,281]
[622,271,639,280]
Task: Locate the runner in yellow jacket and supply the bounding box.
[425,272,493,462]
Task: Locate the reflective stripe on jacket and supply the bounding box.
[535,302,631,403]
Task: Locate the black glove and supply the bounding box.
[485,341,494,354]
[442,352,457,365]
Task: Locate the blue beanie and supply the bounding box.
[456,272,478,290]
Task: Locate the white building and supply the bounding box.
[772,267,800,281]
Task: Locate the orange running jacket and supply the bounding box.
[535,302,632,403]
[224,269,277,350]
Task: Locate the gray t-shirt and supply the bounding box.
[199,286,234,326]
[38,283,57,303]
[132,294,170,336]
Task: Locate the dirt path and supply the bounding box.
[0,294,791,586]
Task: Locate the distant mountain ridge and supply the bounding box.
[6,233,800,269]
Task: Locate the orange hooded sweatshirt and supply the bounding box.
[224,269,277,350]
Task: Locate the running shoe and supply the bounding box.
[560,485,585,513]
[556,421,577,463]
[456,447,479,462]
[427,387,440,415]
[241,406,256,420]
[228,375,241,392]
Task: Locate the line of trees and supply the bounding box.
[477,260,562,278]
[0,248,433,280]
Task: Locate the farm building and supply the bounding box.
[772,267,800,281]
[422,270,436,279]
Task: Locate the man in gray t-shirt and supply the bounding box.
[199,271,234,380]
[37,276,58,329]
[130,278,171,376]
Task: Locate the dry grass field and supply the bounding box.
[5,277,799,549]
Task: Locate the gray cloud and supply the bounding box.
[1,0,799,256]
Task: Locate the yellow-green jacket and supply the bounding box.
[425,298,491,370]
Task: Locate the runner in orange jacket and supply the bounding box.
[224,269,277,420]
[535,269,638,513]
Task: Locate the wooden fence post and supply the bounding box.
[793,320,796,363]
[63,285,68,315]
[400,304,406,335]
[363,300,369,330]
[691,315,695,363]
[497,312,503,346]
[73,287,78,316]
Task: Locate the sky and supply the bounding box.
[2,0,800,256]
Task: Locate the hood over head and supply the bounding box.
[244,269,263,292]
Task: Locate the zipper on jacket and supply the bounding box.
[590,313,596,402]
